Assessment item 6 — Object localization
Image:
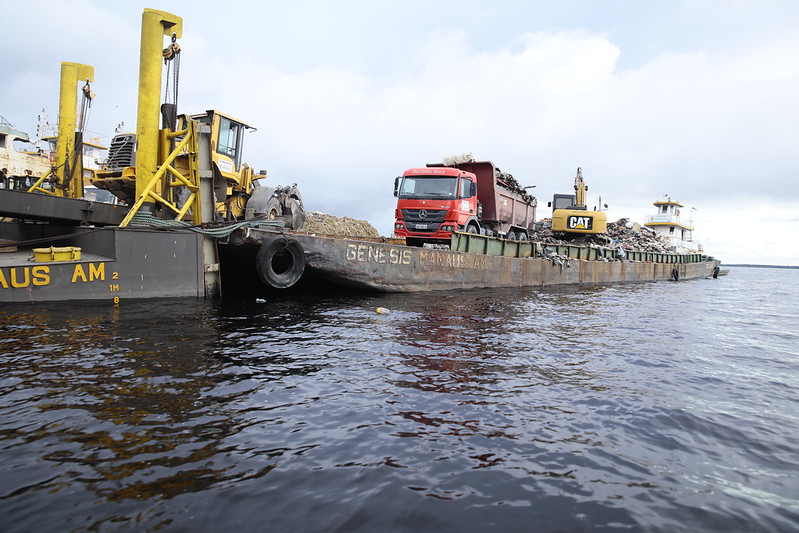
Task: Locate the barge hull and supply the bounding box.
[0,223,208,303]
[229,229,720,292]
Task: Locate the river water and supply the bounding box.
[1,266,797,532]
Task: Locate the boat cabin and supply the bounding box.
[644,197,702,252]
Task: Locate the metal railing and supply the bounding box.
[450,231,706,264]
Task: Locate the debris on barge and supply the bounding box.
[297,212,379,238]
[220,158,721,293]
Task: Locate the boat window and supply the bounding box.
[84,187,119,204]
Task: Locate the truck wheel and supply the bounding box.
[466,223,479,234]
[506,231,517,241]
[255,238,305,289]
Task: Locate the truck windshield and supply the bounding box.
[398,176,458,199]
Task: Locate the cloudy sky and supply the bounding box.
[3,0,798,265]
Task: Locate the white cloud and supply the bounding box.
[3,1,798,264]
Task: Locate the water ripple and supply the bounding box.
[1,269,798,531]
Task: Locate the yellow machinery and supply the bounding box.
[550,167,608,234]
[90,9,203,226]
[27,62,95,199]
[186,110,305,225]
[91,9,304,228]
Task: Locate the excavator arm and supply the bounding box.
[574,167,586,208]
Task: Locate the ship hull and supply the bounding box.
[227,228,720,293]
[0,222,211,303]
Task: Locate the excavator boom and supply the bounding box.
[574,167,586,208]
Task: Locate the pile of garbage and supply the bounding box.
[606,219,672,253]
[531,218,672,253]
[442,153,535,204]
[496,169,536,204]
[297,211,380,237]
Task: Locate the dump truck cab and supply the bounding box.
[394,166,478,245]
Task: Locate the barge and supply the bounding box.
[1,8,722,303]
[223,227,721,293]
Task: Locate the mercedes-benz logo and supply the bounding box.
[419,210,428,219]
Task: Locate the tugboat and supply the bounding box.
[0,116,51,190]
[644,196,702,253]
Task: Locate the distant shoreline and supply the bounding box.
[725,264,798,270]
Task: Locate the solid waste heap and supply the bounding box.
[496,169,535,204]
[531,218,673,253]
[297,211,380,237]
[297,211,671,254]
[442,153,535,204]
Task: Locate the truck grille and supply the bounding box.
[401,209,447,233]
[401,209,447,222]
[106,134,136,169]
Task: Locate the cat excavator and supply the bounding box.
[91,9,305,229]
[549,167,607,235]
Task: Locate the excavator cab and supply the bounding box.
[189,110,250,175]
[187,110,257,220]
[184,110,305,227]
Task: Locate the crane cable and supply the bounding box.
[161,33,182,207]
[162,33,181,131]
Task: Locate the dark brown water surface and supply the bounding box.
[1,267,797,532]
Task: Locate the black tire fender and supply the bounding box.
[671,267,680,281]
[255,238,305,289]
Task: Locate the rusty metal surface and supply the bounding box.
[228,228,719,292]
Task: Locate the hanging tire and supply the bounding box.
[255,238,305,289]
[712,266,720,279]
[671,268,679,281]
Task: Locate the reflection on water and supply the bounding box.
[1,270,798,532]
[0,303,235,511]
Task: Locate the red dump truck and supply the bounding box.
[393,158,537,247]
